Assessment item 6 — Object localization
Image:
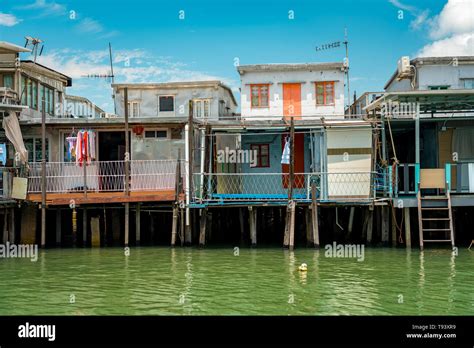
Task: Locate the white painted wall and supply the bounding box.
[114,85,236,119]
[386,64,474,91]
[239,69,345,120]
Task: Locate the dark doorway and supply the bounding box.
[98,131,126,161]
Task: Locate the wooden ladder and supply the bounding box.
[417,191,455,250]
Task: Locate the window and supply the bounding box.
[127,101,140,117]
[3,74,13,89]
[24,138,49,162]
[145,130,168,139]
[462,79,474,89]
[315,81,335,105]
[250,84,269,108]
[428,85,449,90]
[43,85,54,115]
[250,144,270,168]
[193,99,210,118]
[20,75,39,110]
[159,96,174,112]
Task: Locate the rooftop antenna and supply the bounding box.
[24,36,44,63]
[315,27,351,116]
[81,42,116,114]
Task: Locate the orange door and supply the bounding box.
[283,83,302,121]
[281,133,305,189]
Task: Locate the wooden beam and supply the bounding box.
[2,209,8,244]
[136,203,141,246]
[311,183,320,248]
[41,95,46,249]
[124,203,129,247]
[347,206,355,239]
[249,207,257,247]
[366,208,374,244]
[199,208,207,247]
[288,202,295,250]
[56,209,61,247]
[381,206,389,245]
[9,208,15,244]
[171,205,178,247]
[391,208,398,247]
[404,207,411,248]
[83,207,87,247]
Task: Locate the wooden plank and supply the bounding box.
[249,207,257,247]
[420,169,445,189]
[381,206,389,244]
[26,190,180,205]
[91,217,100,247]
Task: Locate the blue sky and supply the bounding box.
[1,0,472,112]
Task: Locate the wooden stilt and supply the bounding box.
[288,202,295,250]
[283,206,290,247]
[150,213,155,245]
[305,208,313,246]
[249,207,257,247]
[404,207,411,248]
[171,205,178,247]
[347,206,355,239]
[2,209,8,244]
[185,208,192,246]
[381,206,389,245]
[136,203,141,246]
[311,183,320,248]
[239,208,245,245]
[72,208,77,247]
[124,203,129,247]
[55,209,61,247]
[9,208,15,244]
[366,207,374,244]
[199,208,207,247]
[83,207,87,247]
[180,208,184,246]
[391,207,397,247]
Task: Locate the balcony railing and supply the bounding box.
[27,160,184,194]
[193,172,378,203]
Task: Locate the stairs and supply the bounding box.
[417,191,455,250]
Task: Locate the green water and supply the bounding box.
[0,247,473,315]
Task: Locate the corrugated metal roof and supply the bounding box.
[237,62,344,74]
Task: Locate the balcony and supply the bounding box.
[193,171,382,205]
[26,159,185,205]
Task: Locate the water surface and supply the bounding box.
[0,247,473,315]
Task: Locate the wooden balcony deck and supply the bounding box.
[27,190,180,206]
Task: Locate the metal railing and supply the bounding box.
[27,160,184,194]
[193,171,377,202]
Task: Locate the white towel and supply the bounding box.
[281,138,290,164]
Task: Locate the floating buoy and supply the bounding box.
[298,263,308,272]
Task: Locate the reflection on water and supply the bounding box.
[0,247,473,315]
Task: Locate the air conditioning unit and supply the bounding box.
[397,56,411,76]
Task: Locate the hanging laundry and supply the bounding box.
[76,131,84,166]
[83,130,89,164]
[0,143,6,166]
[66,137,77,161]
[281,137,290,164]
[88,130,96,161]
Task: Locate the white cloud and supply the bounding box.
[428,0,474,39]
[416,0,474,57]
[417,32,474,57]
[0,12,21,26]
[76,17,103,34]
[17,0,66,17]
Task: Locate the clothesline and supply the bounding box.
[66,129,96,166]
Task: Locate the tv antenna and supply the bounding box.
[81,42,116,114]
[24,36,44,63]
[315,28,351,115]
[81,42,115,83]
